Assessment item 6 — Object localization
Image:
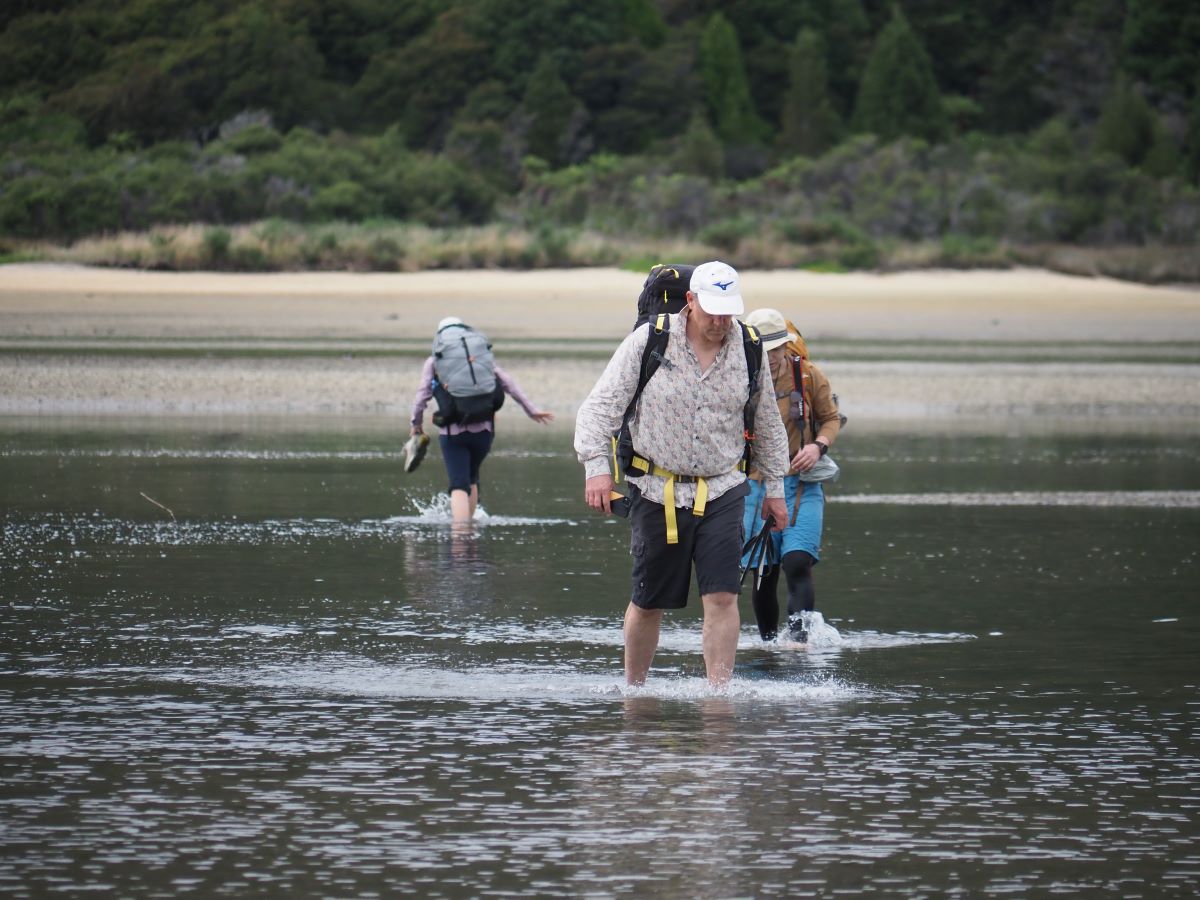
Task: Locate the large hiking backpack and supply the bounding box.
[633,263,694,329]
[781,317,846,438]
[612,313,763,479]
[430,322,505,427]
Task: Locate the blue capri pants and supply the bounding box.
[740,475,824,567]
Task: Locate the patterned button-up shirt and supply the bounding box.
[574,310,788,507]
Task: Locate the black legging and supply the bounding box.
[750,550,816,641]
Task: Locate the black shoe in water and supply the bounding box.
[787,617,809,645]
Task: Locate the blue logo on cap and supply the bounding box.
[712,279,734,291]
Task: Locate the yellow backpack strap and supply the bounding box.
[654,312,667,333]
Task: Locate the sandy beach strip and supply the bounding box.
[3,263,1200,342]
[2,264,1199,428]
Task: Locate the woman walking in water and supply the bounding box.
[409,316,554,522]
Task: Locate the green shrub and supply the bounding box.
[939,234,999,265]
[367,234,403,270]
[312,180,376,221]
[777,215,865,245]
[698,216,754,252]
[231,243,269,270]
[837,238,879,269]
[224,123,283,155]
[203,227,232,264]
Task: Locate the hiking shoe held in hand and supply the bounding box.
[403,433,429,473]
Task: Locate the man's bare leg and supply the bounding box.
[701,591,740,687]
[624,602,663,686]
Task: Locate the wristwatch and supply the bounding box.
[816,442,829,457]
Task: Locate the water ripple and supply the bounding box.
[834,490,1200,508]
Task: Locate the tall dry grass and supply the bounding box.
[7,221,1197,285]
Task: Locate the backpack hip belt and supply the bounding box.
[627,453,744,545]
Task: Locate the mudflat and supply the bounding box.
[2,264,1198,428]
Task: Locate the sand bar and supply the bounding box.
[2,264,1199,428]
[3,263,1199,342]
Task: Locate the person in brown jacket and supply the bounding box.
[740,307,842,646]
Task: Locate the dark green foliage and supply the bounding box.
[1187,77,1200,184]
[674,113,724,179]
[575,39,696,156]
[354,8,487,146]
[778,29,841,157]
[312,181,377,221]
[445,120,520,192]
[0,10,108,92]
[977,23,1054,133]
[792,0,870,119]
[1123,0,1200,101]
[852,6,946,142]
[522,56,580,167]
[1095,77,1157,167]
[456,81,518,126]
[472,0,624,92]
[621,0,667,47]
[0,0,1197,258]
[698,13,766,144]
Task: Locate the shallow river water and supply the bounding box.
[2,419,1198,897]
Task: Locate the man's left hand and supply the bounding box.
[762,496,788,532]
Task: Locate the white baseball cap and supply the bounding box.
[689,260,744,316]
[436,316,465,332]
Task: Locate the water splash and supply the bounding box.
[197,658,867,704]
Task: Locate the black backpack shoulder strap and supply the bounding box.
[740,321,762,396]
[738,321,764,470]
[632,312,671,405]
[612,314,670,481]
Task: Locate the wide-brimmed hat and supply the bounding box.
[742,307,796,351]
[689,260,744,316]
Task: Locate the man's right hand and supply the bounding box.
[585,474,615,513]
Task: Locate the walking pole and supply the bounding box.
[739,515,776,589]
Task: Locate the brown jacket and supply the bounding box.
[751,354,840,478]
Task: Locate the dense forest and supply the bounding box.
[2,0,1198,279]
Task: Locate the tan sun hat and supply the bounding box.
[742,308,797,351]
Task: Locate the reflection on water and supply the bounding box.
[1,423,1198,896]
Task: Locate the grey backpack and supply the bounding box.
[430,323,505,426]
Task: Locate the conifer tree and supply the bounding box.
[675,111,725,179]
[797,0,870,119]
[621,0,666,48]
[698,13,766,143]
[1187,76,1200,184]
[1095,76,1156,167]
[778,28,841,157]
[523,55,577,167]
[1123,0,1200,101]
[852,6,946,142]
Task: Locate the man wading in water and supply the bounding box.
[574,261,789,687]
